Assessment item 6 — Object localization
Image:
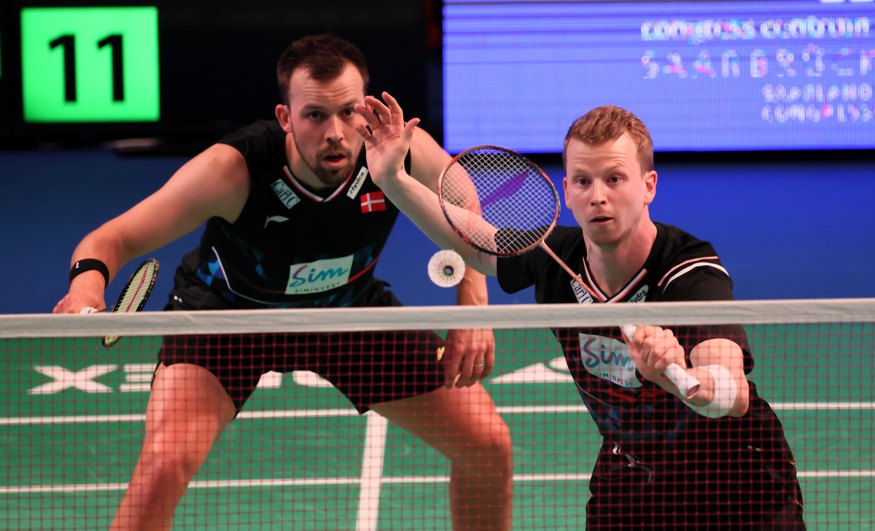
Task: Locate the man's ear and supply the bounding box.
[644,170,657,205]
[275,104,292,133]
[562,176,570,208]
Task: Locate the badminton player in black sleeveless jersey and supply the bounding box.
[54,35,512,530]
[357,98,805,528]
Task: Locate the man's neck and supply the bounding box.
[585,220,657,297]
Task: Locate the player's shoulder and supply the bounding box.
[655,222,719,261]
[217,119,285,156]
[651,222,732,294]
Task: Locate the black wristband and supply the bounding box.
[70,259,110,286]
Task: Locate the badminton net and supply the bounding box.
[0,299,873,529]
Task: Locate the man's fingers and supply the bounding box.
[402,117,421,140]
[454,351,476,388]
[354,123,372,140]
[441,329,495,387]
[381,91,405,125]
[441,347,462,388]
[459,359,487,388]
[479,347,495,379]
[355,101,383,131]
[364,96,392,124]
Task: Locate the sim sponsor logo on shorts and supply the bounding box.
[285,256,354,295]
[579,333,643,388]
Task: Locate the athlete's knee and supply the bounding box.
[487,416,513,455]
[141,418,222,485]
[138,438,204,487]
[456,417,513,472]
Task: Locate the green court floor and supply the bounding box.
[1,326,872,529]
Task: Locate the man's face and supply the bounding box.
[562,133,656,248]
[279,63,366,188]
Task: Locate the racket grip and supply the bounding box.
[80,307,99,314]
[622,324,701,399]
[664,363,701,400]
[620,324,637,339]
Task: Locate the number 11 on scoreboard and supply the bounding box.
[20,7,160,123]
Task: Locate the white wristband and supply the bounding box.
[685,364,737,419]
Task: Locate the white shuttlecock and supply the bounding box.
[428,249,466,288]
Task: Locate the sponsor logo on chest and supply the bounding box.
[271,179,301,210]
[264,215,289,228]
[346,167,369,199]
[578,333,642,388]
[627,284,649,303]
[285,255,354,295]
[572,281,594,304]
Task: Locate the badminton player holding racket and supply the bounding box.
[54,35,512,531]
[357,95,804,529]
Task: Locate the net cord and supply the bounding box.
[3,299,875,338]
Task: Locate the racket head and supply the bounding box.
[438,145,560,256]
[102,258,159,347]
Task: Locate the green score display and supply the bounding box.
[21,7,159,123]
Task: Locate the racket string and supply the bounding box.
[103,259,159,348]
[441,147,559,255]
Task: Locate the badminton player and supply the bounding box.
[54,34,512,530]
[357,97,805,528]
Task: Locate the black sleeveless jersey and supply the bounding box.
[179,119,408,309]
[496,223,799,490]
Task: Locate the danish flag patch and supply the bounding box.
[360,192,386,214]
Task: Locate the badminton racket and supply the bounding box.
[81,258,159,347]
[438,145,700,399]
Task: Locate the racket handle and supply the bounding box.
[621,324,701,400]
[664,363,701,400]
[80,307,99,314]
[620,324,637,340]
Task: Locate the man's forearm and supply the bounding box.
[456,267,488,306]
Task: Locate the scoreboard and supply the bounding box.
[20,6,160,123]
[443,0,875,153]
[0,1,430,148]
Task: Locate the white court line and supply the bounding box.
[2,403,873,500]
[378,470,875,483]
[2,402,874,425]
[0,408,358,425]
[356,413,388,531]
[1,477,362,493]
[2,470,874,495]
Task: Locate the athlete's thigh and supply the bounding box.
[145,363,236,447]
[371,383,507,458]
[159,333,268,413]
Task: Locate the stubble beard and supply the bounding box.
[293,136,357,189]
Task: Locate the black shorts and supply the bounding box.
[585,483,805,530]
[158,274,445,413]
[586,442,806,530]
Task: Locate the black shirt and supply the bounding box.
[178,119,409,308]
[497,223,800,500]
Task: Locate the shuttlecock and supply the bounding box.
[428,249,466,288]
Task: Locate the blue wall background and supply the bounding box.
[2,149,873,315]
[3,2,872,314]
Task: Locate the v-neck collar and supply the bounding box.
[579,224,665,303]
[281,164,352,203]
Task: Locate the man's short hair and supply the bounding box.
[276,34,369,104]
[563,105,654,173]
